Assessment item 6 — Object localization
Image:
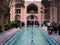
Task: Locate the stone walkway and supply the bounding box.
[0,28,20,45]
[42,26,60,43]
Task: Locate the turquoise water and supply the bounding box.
[13,26,49,45]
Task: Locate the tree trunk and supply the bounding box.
[1,15,5,32]
[52,0,54,22]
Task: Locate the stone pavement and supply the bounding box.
[42,26,60,43]
[0,27,20,45]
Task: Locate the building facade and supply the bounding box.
[10,1,45,26]
[10,0,60,26]
[42,0,60,23]
[56,0,60,23]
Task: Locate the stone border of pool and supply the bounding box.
[39,27,60,45]
[3,28,24,45]
[42,26,60,43]
[0,28,20,45]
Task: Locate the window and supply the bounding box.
[15,3,21,8]
[44,15,50,19]
[44,9,50,14]
[40,11,43,13]
[15,9,21,14]
[15,15,21,20]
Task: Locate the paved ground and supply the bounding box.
[42,26,60,43]
[0,27,20,45]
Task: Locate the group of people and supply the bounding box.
[47,21,60,35]
[19,21,40,28]
[18,21,60,35]
[27,21,39,26]
[20,22,25,28]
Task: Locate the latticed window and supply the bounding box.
[44,15,50,19]
[44,9,50,14]
[15,0,24,7]
[15,9,21,14]
[15,4,21,8]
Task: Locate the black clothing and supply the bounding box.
[57,26,60,35]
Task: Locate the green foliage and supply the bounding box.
[4,21,19,30]
[50,23,54,27]
[14,20,21,24]
[14,20,21,26]
[8,21,17,28]
[43,21,48,26]
[0,20,21,33]
[4,24,9,30]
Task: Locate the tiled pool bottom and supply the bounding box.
[4,26,60,45]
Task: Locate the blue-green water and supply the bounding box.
[13,26,49,45]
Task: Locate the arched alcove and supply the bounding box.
[27,4,38,13]
[27,15,39,25]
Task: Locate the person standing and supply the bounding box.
[57,23,60,35]
[47,21,52,34]
[47,22,51,30]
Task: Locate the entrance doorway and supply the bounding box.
[27,15,39,26]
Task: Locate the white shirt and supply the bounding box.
[47,22,51,26]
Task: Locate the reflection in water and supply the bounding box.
[31,26,34,45]
[31,39,34,45]
[13,26,50,45]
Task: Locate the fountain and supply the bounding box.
[31,25,34,45]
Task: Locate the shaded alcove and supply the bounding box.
[27,15,39,26]
[27,4,38,13]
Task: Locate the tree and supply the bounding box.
[0,0,10,32]
[41,0,51,8]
